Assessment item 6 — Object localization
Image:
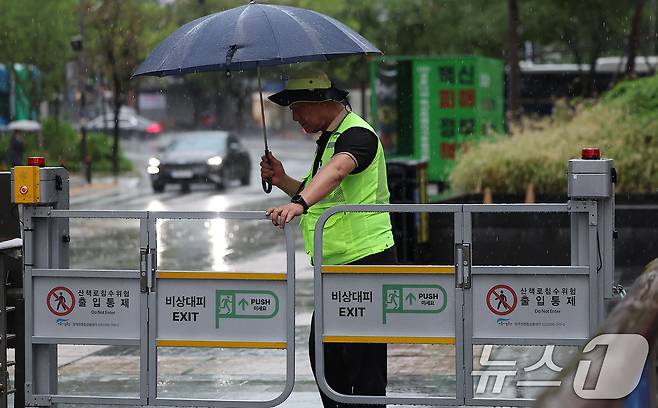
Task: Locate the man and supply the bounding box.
[7,130,24,167]
[262,70,396,408]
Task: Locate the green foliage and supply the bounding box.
[522,0,632,61]
[42,118,79,166]
[0,0,77,106]
[450,75,658,194]
[0,118,131,173]
[83,0,165,174]
[85,132,132,173]
[603,75,658,117]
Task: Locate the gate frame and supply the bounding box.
[146,211,296,408]
[313,201,602,406]
[314,203,465,406]
[22,209,295,407]
[23,208,149,406]
[462,201,598,406]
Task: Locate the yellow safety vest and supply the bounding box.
[299,112,394,265]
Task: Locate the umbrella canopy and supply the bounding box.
[7,120,41,132]
[132,2,381,77]
[133,2,382,193]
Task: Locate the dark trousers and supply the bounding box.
[309,246,398,408]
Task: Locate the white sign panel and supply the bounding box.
[323,274,455,338]
[472,274,589,339]
[33,277,140,339]
[157,279,287,342]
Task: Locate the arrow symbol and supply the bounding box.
[238,298,248,311]
[405,292,416,305]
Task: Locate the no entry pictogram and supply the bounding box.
[486,284,517,316]
[47,287,76,316]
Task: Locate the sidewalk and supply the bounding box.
[69,174,141,206]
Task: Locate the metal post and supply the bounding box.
[567,152,615,325]
[13,298,24,408]
[0,257,7,408]
[14,167,70,406]
[75,0,91,184]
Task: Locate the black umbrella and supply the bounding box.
[133,1,382,193]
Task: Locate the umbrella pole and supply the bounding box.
[258,67,272,193]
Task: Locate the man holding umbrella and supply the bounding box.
[263,70,396,408]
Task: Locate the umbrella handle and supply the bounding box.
[262,149,272,194]
[262,178,272,193]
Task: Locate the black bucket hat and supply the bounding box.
[268,70,348,107]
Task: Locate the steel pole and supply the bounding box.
[258,67,272,193]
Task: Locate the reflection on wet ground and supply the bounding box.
[69,219,141,270]
[68,202,301,272]
[156,216,293,272]
[51,342,583,406]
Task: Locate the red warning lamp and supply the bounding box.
[581,147,600,160]
[27,156,46,167]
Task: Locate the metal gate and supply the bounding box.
[22,208,295,407]
[17,154,615,406]
[23,203,605,407]
[313,201,607,406]
[146,211,295,407]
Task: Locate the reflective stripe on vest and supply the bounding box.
[299,112,394,265]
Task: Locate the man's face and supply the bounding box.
[290,102,325,134]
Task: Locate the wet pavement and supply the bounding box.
[11,135,577,407]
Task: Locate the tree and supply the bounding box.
[86,0,165,176]
[0,0,77,119]
[626,0,648,78]
[506,0,522,123]
[523,0,633,97]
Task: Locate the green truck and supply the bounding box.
[370,56,504,191]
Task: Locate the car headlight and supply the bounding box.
[147,166,160,174]
[149,157,160,167]
[207,156,223,166]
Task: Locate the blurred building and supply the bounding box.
[518,56,658,115]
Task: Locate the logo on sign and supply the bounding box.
[47,287,76,317]
[472,334,648,399]
[486,284,517,316]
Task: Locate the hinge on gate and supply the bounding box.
[569,200,598,226]
[27,392,52,407]
[455,243,471,289]
[140,249,149,293]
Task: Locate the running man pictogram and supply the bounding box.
[385,289,400,310]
